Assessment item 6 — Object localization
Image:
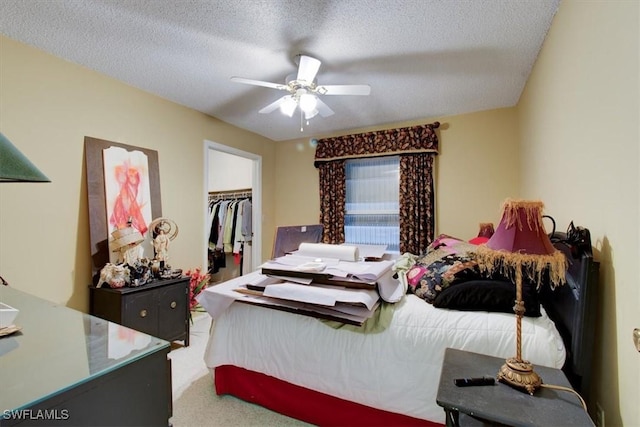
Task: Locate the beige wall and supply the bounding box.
[1,1,638,424]
[0,36,276,311]
[517,1,639,426]
[275,108,521,241]
[207,150,253,191]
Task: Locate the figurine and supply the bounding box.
[153,221,171,263]
[97,263,131,289]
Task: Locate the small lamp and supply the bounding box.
[469,222,495,245]
[0,132,50,182]
[477,222,495,239]
[111,222,145,265]
[476,199,567,395]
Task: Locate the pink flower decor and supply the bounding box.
[185,268,210,319]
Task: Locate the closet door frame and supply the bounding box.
[203,140,262,273]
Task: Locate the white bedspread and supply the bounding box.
[203,294,566,424]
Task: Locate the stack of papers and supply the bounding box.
[197,271,380,326]
[260,254,395,288]
[196,244,402,326]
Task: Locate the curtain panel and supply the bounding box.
[317,161,346,244]
[314,122,440,253]
[399,153,435,254]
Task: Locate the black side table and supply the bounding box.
[89,276,190,346]
[436,348,594,427]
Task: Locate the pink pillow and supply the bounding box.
[468,236,489,245]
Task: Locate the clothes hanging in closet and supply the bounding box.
[207,193,252,274]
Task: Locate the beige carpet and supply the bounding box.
[168,312,212,400]
[168,313,312,427]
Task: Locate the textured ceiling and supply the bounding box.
[0,0,560,141]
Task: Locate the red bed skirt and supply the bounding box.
[214,365,441,427]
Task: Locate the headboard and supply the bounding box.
[540,229,599,404]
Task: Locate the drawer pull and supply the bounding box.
[139,309,147,318]
[170,301,177,309]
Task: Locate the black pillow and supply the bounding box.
[432,279,542,317]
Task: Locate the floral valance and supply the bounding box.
[314,122,440,166]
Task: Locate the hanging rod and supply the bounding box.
[208,188,252,201]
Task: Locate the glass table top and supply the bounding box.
[0,285,169,411]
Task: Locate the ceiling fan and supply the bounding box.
[231,54,371,127]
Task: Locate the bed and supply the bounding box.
[199,229,599,426]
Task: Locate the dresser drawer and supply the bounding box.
[89,276,190,346]
[122,291,160,336]
[157,281,189,341]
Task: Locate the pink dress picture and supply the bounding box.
[103,147,153,261]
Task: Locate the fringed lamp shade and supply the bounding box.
[476,199,567,395]
[0,132,50,182]
[477,222,495,239]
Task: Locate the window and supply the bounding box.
[344,156,400,253]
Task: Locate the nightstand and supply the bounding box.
[436,348,594,427]
[89,276,190,346]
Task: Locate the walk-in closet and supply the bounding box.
[205,143,261,283]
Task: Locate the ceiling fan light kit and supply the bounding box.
[299,93,318,114]
[231,54,370,131]
[279,96,297,117]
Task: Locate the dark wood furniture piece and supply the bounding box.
[436,348,594,427]
[540,231,600,406]
[89,276,190,346]
[0,286,171,426]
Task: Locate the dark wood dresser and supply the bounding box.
[89,276,190,346]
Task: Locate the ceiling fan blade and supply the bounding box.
[317,84,371,96]
[231,76,287,91]
[258,96,288,114]
[296,55,321,84]
[315,98,335,118]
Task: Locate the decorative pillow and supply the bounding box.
[432,279,542,317]
[426,234,477,255]
[407,253,480,303]
[416,240,478,268]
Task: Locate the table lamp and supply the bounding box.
[0,132,50,288]
[477,222,495,239]
[475,199,567,395]
[111,222,145,265]
[0,132,50,182]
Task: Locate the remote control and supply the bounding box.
[453,376,495,387]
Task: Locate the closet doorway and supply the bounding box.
[203,141,262,282]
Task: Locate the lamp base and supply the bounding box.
[497,357,542,395]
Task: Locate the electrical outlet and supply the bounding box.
[596,403,605,427]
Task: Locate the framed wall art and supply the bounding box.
[84,136,162,273]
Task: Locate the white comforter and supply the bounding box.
[203,294,566,424]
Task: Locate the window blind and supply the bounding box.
[345,156,400,253]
